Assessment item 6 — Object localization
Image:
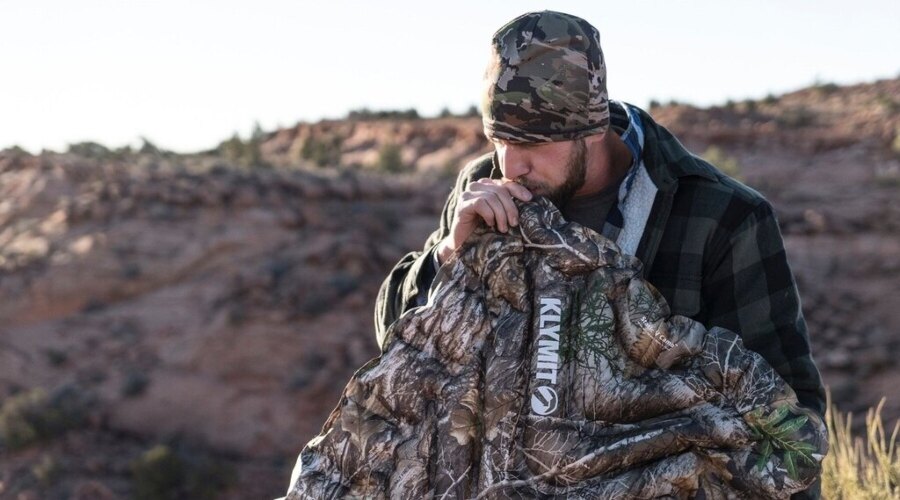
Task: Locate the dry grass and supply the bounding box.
[821,391,900,499]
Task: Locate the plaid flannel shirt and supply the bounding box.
[374,102,826,421]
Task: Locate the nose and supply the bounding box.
[496,143,531,180]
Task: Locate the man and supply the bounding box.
[374,10,825,498]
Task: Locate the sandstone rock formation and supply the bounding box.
[0,78,896,498]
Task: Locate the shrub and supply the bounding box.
[330,272,360,297]
[814,81,840,95]
[892,127,900,157]
[778,107,816,128]
[821,393,899,499]
[0,386,91,451]
[463,104,481,118]
[742,99,757,114]
[67,141,111,159]
[132,445,183,500]
[44,348,68,367]
[139,137,168,157]
[300,136,343,167]
[218,133,269,168]
[876,94,899,114]
[376,143,406,173]
[31,454,58,485]
[131,444,233,500]
[701,146,742,180]
[121,372,150,398]
[2,145,32,156]
[347,108,420,120]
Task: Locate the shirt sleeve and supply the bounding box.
[701,199,826,419]
[373,160,485,351]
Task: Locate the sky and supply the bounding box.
[1,0,898,154]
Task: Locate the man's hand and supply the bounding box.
[435,178,532,265]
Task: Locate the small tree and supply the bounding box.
[67,141,110,158]
[217,132,268,168]
[377,144,405,173]
[701,146,742,180]
[301,136,342,167]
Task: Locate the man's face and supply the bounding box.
[493,138,587,208]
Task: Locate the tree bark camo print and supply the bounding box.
[286,198,828,499]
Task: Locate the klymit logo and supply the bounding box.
[531,386,558,416]
[531,297,561,416]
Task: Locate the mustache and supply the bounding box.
[513,177,547,193]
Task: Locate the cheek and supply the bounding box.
[535,165,567,188]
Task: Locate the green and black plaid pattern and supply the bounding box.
[646,175,825,418]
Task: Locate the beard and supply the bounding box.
[516,138,587,208]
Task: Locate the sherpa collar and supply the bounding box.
[601,100,653,257]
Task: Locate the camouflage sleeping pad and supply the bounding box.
[285,197,827,499]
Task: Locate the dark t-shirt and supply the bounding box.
[560,180,621,234]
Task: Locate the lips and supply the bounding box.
[516,178,549,195]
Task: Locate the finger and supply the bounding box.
[490,189,519,228]
[472,177,496,186]
[478,195,509,232]
[468,198,496,229]
[500,179,533,201]
[469,179,503,193]
[470,179,531,203]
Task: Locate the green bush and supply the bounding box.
[814,81,840,95]
[876,94,899,114]
[891,127,900,157]
[347,108,420,120]
[31,454,58,485]
[139,137,171,157]
[121,372,150,398]
[376,143,406,173]
[44,348,68,367]
[67,141,111,159]
[133,445,183,500]
[742,99,757,113]
[2,145,32,156]
[777,107,816,128]
[701,146,742,180]
[0,386,90,451]
[463,104,481,118]
[300,136,343,167]
[218,133,269,168]
[132,444,233,500]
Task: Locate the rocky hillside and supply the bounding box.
[258,115,489,173]
[0,78,897,499]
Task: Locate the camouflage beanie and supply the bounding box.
[482,11,610,143]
